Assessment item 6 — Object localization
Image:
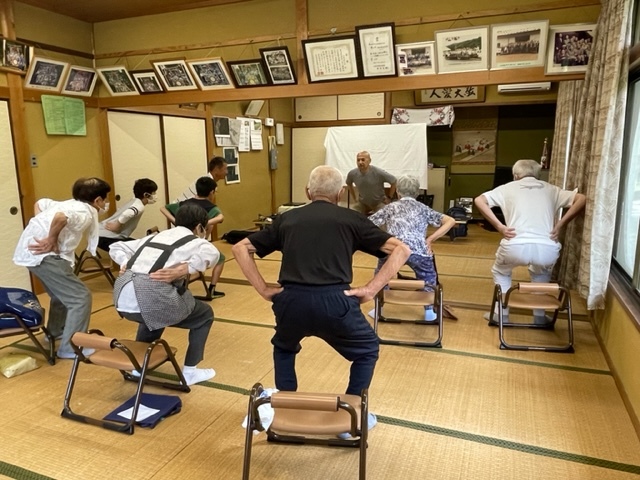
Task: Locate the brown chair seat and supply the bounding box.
[270,392,362,435]
[61,329,190,434]
[243,383,368,480]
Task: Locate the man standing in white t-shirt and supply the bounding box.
[474,159,586,323]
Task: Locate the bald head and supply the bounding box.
[307,166,344,200]
[356,151,371,172]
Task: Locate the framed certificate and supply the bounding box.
[302,36,360,83]
[356,23,397,78]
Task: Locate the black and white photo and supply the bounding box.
[187,58,234,90]
[226,59,270,88]
[396,41,436,76]
[153,59,198,91]
[97,66,139,96]
[61,65,98,97]
[490,20,548,70]
[259,46,296,85]
[435,26,490,73]
[2,39,31,72]
[131,70,164,93]
[25,57,68,91]
[545,24,596,74]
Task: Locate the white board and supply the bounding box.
[324,124,429,188]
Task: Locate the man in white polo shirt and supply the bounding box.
[474,159,586,323]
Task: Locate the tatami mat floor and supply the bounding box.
[1,225,638,479]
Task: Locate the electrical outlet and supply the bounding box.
[30,154,38,167]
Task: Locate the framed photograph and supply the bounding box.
[435,26,490,73]
[2,39,32,73]
[24,57,68,91]
[61,65,98,97]
[259,46,297,85]
[130,70,164,94]
[152,59,198,91]
[415,86,485,105]
[187,58,234,90]
[97,66,139,96]
[226,59,270,88]
[302,36,360,83]
[491,20,548,70]
[223,147,240,184]
[452,129,497,166]
[396,41,436,76]
[355,23,397,78]
[545,24,596,74]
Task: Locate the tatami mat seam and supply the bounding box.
[0,461,55,480]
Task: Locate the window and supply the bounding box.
[612,0,640,293]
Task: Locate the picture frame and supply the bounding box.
[355,22,397,78]
[490,20,549,70]
[130,70,165,94]
[259,46,297,85]
[415,86,485,105]
[435,26,490,74]
[61,65,98,97]
[2,39,32,73]
[226,59,270,88]
[152,59,198,91]
[96,66,139,96]
[302,35,360,83]
[223,146,241,184]
[187,58,234,90]
[396,41,437,76]
[545,23,596,74]
[24,56,69,91]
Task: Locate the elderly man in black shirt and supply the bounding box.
[232,165,410,396]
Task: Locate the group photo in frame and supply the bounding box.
[490,20,549,70]
[61,65,98,97]
[259,46,297,85]
[435,26,489,73]
[187,58,234,90]
[302,36,360,83]
[153,59,198,91]
[545,23,596,74]
[396,41,436,76]
[226,59,270,88]
[2,39,31,72]
[97,66,139,96]
[130,70,164,94]
[356,22,397,78]
[25,57,68,91]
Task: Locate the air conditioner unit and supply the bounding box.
[497,82,551,93]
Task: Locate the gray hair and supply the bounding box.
[512,159,541,179]
[396,175,420,198]
[307,166,344,197]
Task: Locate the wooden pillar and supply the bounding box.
[0,0,35,223]
[295,0,308,85]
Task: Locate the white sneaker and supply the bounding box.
[424,307,437,321]
[337,412,377,439]
[367,309,376,319]
[57,347,95,359]
[483,312,510,323]
[182,367,216,386]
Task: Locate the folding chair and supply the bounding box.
[242,383,369,480]
[61,329,190,434]
[0,287,55,365]
[74,249,115,286]
[487,283,574,353]
[373,279,443,348]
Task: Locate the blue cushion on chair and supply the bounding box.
[0,287,43,329]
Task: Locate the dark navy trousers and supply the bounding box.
[270,284,379,395]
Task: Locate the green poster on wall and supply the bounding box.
[41,95,86,136]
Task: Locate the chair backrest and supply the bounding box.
[0,287,43,328]
[387,279,426,291]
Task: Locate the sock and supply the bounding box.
[424,306,437,321]
[182,365,216,385]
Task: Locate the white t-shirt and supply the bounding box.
[175,172,214,203]
[482,177,577,246]
[99,198,145,239]
[13,198,98,267]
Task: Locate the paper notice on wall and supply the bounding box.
[250,119,263,150]
[237,117,252,152]
[41,95,87,136]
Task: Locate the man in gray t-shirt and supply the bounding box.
[345,151,397,214]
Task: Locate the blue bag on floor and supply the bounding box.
[0,287,43,329]
[103,393,182,428]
